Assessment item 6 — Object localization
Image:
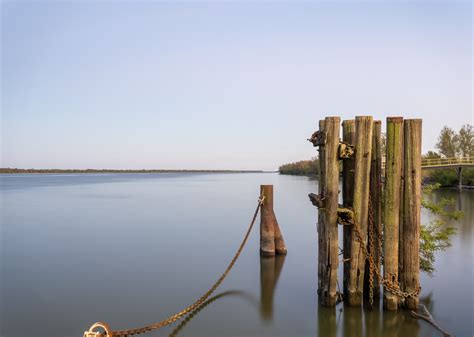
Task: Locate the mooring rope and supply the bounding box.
[84,195,265,337]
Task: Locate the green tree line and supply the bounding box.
[279,157,319,176]
[424,124,474,187]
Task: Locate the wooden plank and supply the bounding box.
[383,117,404,310]
[346,116,373,306]
[401,119,422,310]
[319,116,340,306]
[342,119,356,299]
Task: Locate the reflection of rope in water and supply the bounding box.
[169,290,258,337]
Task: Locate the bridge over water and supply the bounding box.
[422,157,474,189]
[421,157,474,169]
[382,157,474,189]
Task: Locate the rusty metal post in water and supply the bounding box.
[260,185,287,256]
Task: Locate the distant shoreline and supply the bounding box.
[0,168,268,174]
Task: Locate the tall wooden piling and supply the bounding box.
[317,120,326,299]
[364,120,382,300]
[318,116,340,306]
[383,117,404,310]
[342,120,356,298]
[346,116,373,306]
[260,185,287,256]
[401,119,422,310]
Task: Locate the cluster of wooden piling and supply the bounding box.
[309,116,422,310]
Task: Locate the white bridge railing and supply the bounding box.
[421,157,474,168]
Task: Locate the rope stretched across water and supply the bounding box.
[84,196,265,337]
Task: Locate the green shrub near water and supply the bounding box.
[424,168,474,187]
[420,184,461,276]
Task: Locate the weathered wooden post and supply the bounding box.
[401,119,422,310]
[346,116,373,306]
[384,117,404,310]
[364,120,382,300]
[316,120,326,299]
[260,185,287,256]
[318,116,340,306]
[342,119,356,299]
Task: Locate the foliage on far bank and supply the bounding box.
[420,184,461,276]
[0,168,263,174]
[279,158,318,176]
[436,124,473,158]
[423,167,474,187]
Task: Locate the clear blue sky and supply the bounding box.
[1,0,472,170]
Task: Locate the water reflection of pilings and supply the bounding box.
[260,255,286,321]
[341,304,363,337]
[313,299,422,337]
[341,301,420,337]
[168,290,258,337]
[383,308,420,337]
[317,305,338,337]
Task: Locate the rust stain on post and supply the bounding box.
[346,116,373,306]
[401,119,422,310]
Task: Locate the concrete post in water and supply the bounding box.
[401,119,422,310]
[346,116,373,306]
[383,117,404,310]
[364,120,382,300]
[342,119,356,299]
[260,185,287,256]
[319,116,340,306]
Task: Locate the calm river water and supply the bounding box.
[1,173,473,337]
